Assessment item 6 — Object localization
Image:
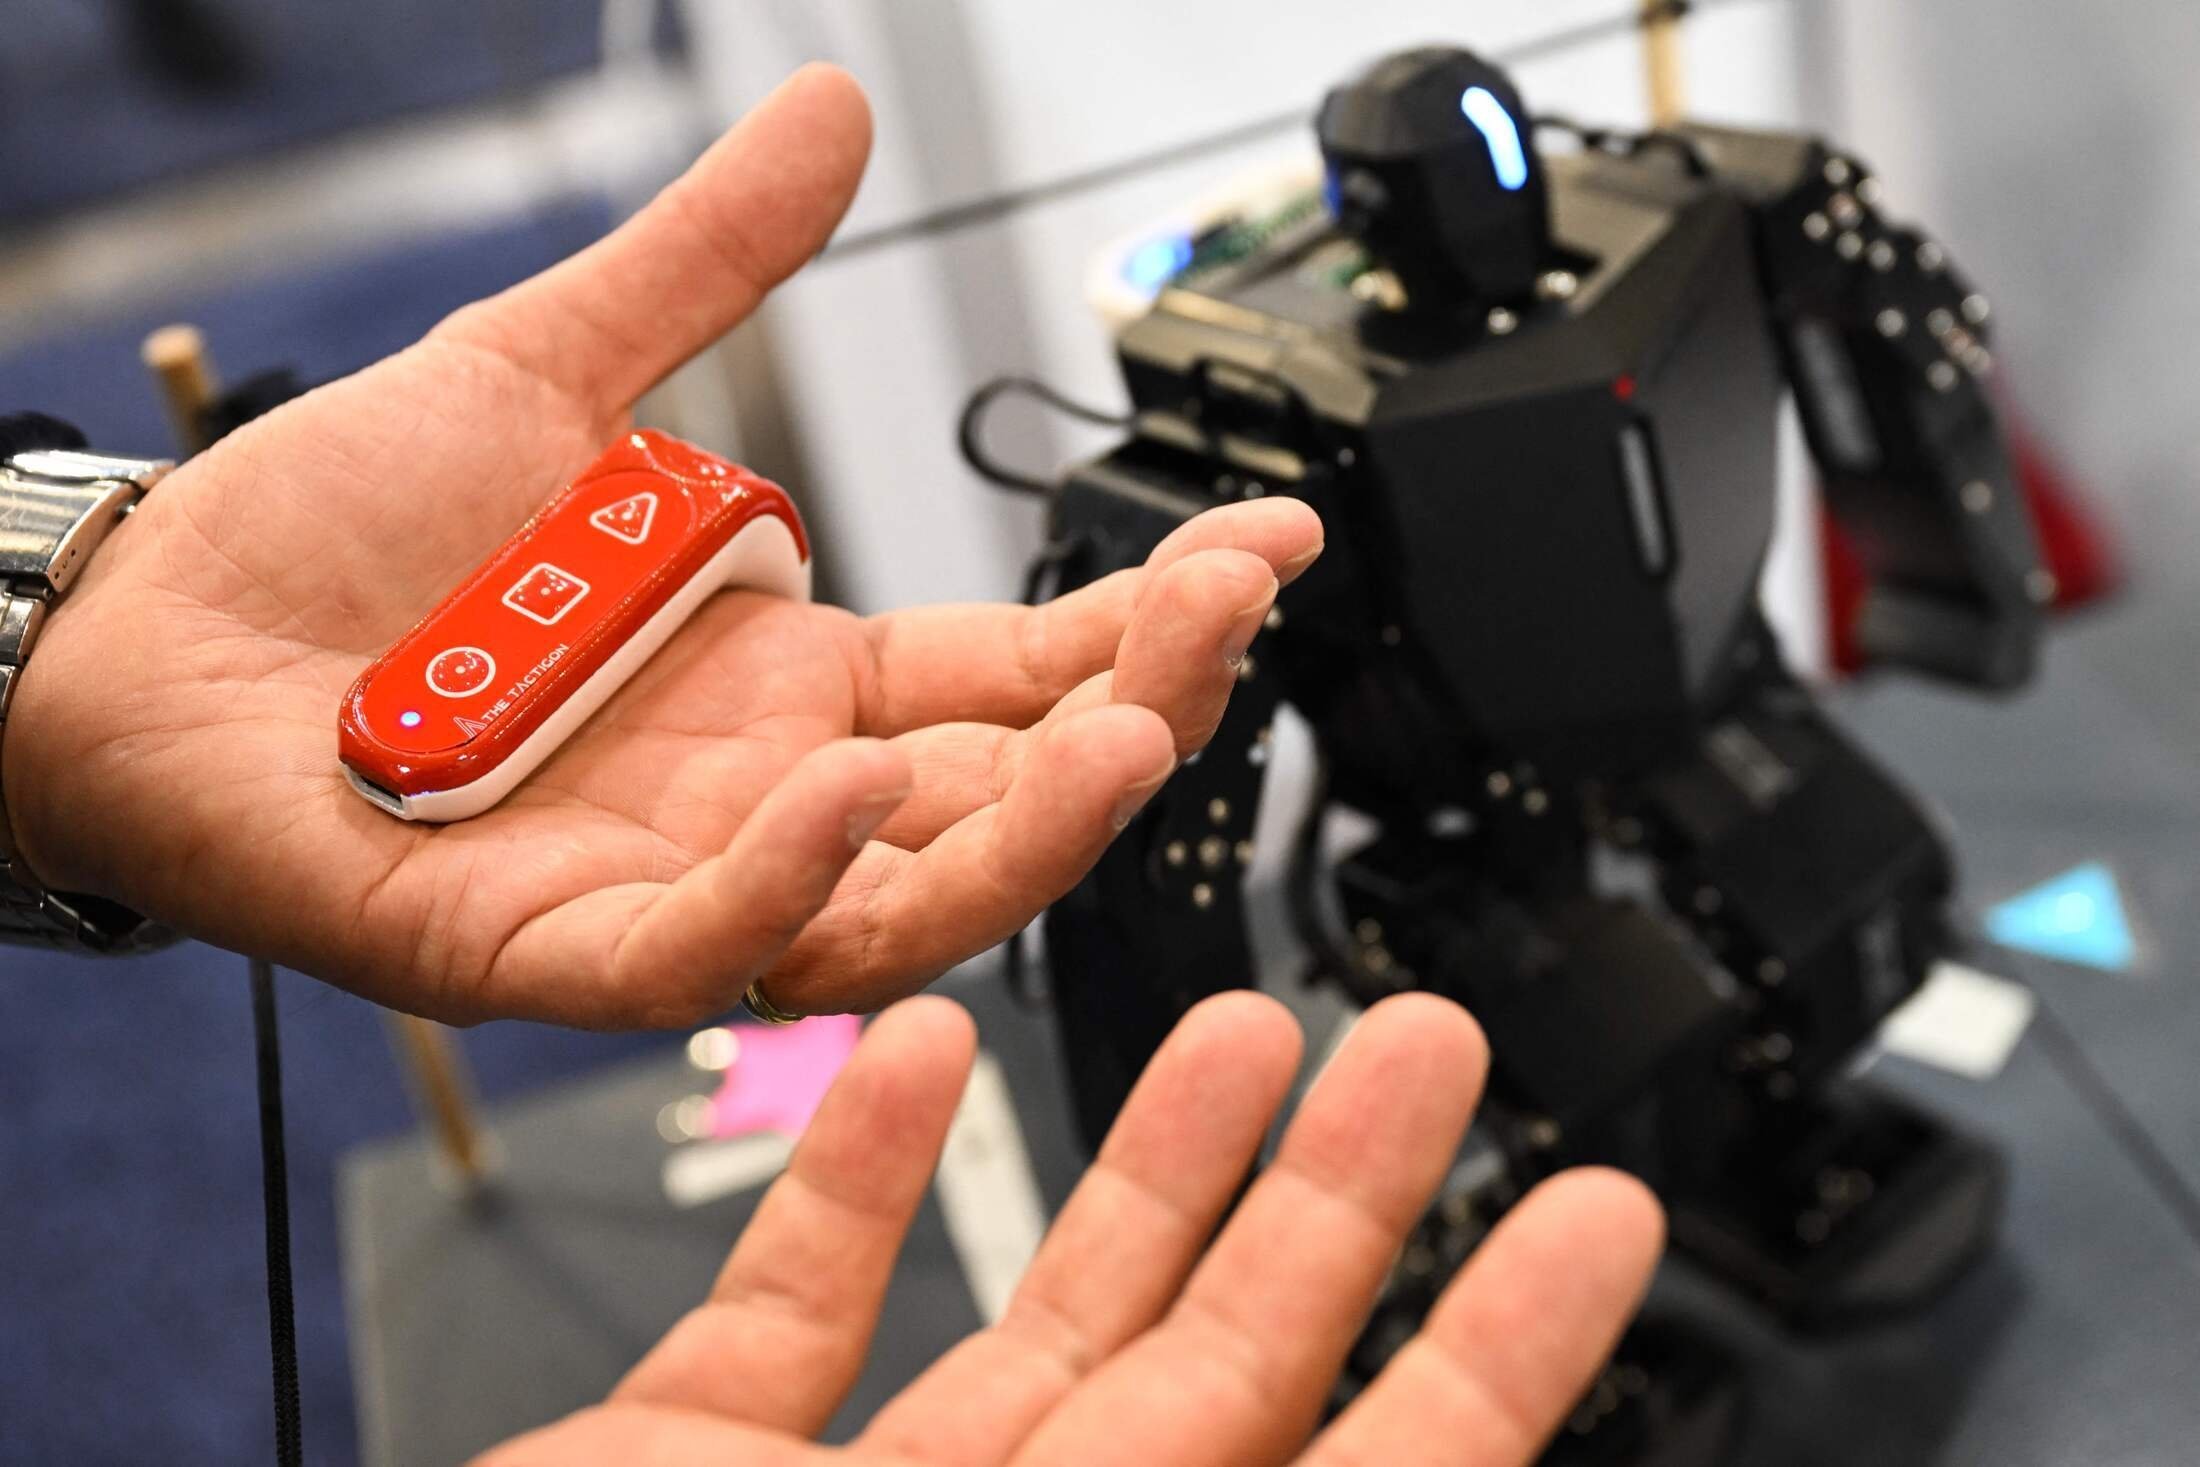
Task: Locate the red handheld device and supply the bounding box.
[338,430,809,822]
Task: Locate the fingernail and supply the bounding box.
[1222,581,1278,667]
[846,788,909,849]
[1110,765,1174,831]
[1276,540,1325,585]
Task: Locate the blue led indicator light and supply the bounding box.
[1985,860,2136,972]
[1460,86,1528,191]
[1122,233,1195,293]
[399,709,424,729]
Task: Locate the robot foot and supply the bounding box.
[1538,1315,1747,1467]
[1666,1080,2005,1331]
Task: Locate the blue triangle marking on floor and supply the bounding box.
[1985,860,2136,972]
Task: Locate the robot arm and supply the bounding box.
[1036,454,1283,1149]
[1678,124,2046,689]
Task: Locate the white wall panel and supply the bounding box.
[1815,1,2198,550]
[1685,0,1809,128]
[765,127,1313,610]
[681,0,1639,238]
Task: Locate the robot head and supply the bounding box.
[1317,47,1550,311]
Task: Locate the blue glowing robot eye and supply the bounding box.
[1460,86,1528,191]
[399,710,424,728]
[1122,233,1196,293]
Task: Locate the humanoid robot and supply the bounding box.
[1000,44,2045,1459]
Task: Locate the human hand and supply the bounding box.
[481,992,1664,1465]
[0,65,1321,1026]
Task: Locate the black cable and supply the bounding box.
[1535,114,1711,175]
[1019,536,1082,606]
[2028,996,2200,1252]
[249,958,304,1467]
[957,376,1129,498]
[827,108,1318,264]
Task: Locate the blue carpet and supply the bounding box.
[0,2,635,221]
[0,200,675,1465]
[1,946,670,1466]
[0,197,618,460]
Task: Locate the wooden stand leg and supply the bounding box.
[385,1013,494,1187]
[1643,0,1688,129]
[141,323,220,456]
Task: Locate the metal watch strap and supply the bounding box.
[0,448,177,952]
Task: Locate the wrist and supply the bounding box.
[1,653,66,882]
[0,437,175,950]
[0,411,92,876]
[0,623,176,953]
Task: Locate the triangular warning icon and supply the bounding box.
[590,491,658,546]
[453,715,489,738]
[1984,860,2136,972]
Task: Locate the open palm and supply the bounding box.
[2,65,1321,1027]
[482,993,1664,1466]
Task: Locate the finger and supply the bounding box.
[855,992,1303,1464]
[473,1403,820,1466]
[613,997,977,1435]
[1107,548,1274,758]
[478,737,910,1028]
[853,498,1323,736]
[869,547,1279,849]
[1009,994,1490,1466]
[1305,1170,1665,1467]
[435,64,872,416]
[766,702,1175,1013]
[871,720,1016,850]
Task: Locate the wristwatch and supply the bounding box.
[0,432,178,951]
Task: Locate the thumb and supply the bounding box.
[435,62,873,415]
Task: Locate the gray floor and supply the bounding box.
[345,594,2200,1466]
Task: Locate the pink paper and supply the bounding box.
[707,1013,864,1140]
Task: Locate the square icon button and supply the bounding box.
[502,562,592,626]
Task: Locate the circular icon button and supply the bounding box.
[426,645,497,699]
